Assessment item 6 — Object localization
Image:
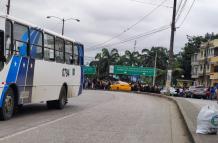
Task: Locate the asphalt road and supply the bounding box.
[0,90,191,143]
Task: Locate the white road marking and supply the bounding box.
[0,112,77,141]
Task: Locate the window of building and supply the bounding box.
[44,33,55,61]
[65,41,73,64]
[214,48,218,56]
[55,37,64,63]
[214,66,218,72]
[200,65,203,71]
[201,51,203,57]
[195,67,198,75]
[13,22,29,56]
[29,28,43,59]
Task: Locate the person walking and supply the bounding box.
[210,86,215,100]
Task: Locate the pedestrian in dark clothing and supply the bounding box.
[210,86,215,100]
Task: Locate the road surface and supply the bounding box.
[0,90,191,143]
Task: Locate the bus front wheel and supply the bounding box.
[0,87,15,121]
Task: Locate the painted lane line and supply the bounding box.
[0,112,77,141]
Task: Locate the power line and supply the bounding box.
[131,0,172,8]
[89,0,168,49]
[176,0,183,15]
[86,25,170,51]
[178,0,196,27]
[175,0,187,22]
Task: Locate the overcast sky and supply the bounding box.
[1,0,218,63]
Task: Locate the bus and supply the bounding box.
[0,15,84,120]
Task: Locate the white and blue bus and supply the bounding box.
[0,15,84,120]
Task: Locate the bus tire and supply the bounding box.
[46,101,55,109]
[55,86,67,109]
[0,87,15,121]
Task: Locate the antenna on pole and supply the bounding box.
[153,51,157,86]
[7,0,11,15]
[134,40,137,52]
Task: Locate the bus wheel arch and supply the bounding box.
[62,83,68,98]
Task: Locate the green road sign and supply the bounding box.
[84,66,96,75]
[110,65,156,76]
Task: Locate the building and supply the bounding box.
[191,39,218,86]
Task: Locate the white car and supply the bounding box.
[160,87,177,95]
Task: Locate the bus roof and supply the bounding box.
[0,15,83,45]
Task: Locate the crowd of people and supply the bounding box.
[83,78,161,93]
[83,78,112,90]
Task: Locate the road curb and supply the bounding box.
[139,92,196,143]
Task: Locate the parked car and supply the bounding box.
[160,87,177,96]
[188,86,208,99]
[110,81,132,91]
[184,86,196,98]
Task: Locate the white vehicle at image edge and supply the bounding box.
[160,87,177,95]
[0,15,84,120]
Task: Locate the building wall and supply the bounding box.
[191,39,218,87]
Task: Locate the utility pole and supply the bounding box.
[62,19,65,35]
[7,0,11,15]
[153,51,157,86]
[166,0,177,87]
[133,40,137,52]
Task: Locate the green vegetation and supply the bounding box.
[89,33,218,85]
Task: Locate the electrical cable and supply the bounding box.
[131,0,172,8]
[89,0,168,49]
[176,0,187,22]
[86,24,170,51]
[178,0,196,27]
[176,0,183,15]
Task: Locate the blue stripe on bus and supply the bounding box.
[0,56,22,107]
[24,29,39,102]
[16,57,29,93]
[25,58,35,102]
[19,32,29,57]
[0,28,41,107]
[30,32,40,58]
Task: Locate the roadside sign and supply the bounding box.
[84,66,96,75]
[109,65,156,76]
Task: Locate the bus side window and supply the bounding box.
[5,20,12,59]
[29,28,43,59]
[55,37,64,63]
[65,41,73,64]
[73,44,79,65]
[13,23,29,57]
[44,33,55,61]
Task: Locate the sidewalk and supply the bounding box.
[141,92,218,143]
[166,96,218,143]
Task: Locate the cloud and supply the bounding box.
[1,0,217,60]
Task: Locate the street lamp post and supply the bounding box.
[46,16,80,35]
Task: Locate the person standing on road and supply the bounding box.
[215,84,218,104]
[210,86,215,100]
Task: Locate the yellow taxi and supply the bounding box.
[110,81,132,91]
